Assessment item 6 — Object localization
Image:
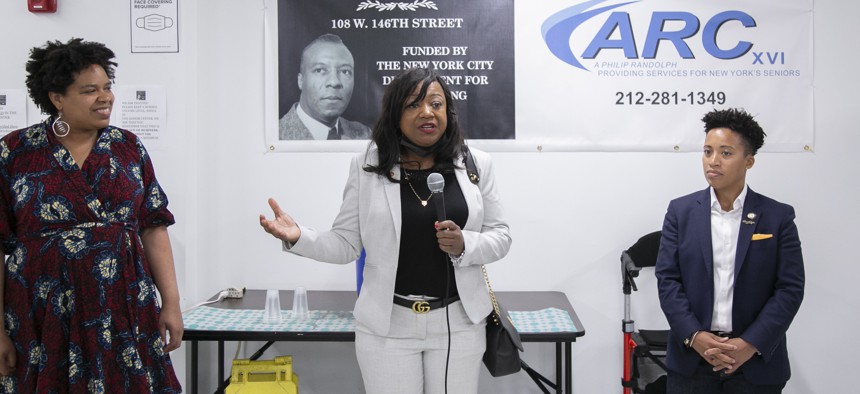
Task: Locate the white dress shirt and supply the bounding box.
[709,185,747,332]
[296,103,339,140]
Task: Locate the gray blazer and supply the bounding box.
[278,103,371,140]
[288,146,512,335]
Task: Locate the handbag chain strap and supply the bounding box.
[481,264,502,318]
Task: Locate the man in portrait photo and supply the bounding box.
[279,33,371,140]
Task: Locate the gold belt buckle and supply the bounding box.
[411,300,430,313]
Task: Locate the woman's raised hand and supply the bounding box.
[259,198,301,244]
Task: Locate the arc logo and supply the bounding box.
[541,0,757,71]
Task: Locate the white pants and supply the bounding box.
[355,300,487,394]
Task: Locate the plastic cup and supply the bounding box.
[264,289,282,324]
[292,286,309,319]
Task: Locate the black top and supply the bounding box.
[395,168,468,298]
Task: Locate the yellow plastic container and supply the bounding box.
[225,355,299,394]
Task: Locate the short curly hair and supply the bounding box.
[25,38,117,117]
[702,108,766,156]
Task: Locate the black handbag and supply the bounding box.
[468,153,558,392]
[481,265,524,377]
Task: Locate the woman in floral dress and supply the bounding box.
[0,39,183,392]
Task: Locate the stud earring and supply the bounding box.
[52,112,70,137]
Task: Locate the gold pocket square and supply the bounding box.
[752,233,773,241]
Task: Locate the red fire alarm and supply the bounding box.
[28,0,57,13]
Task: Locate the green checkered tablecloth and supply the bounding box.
[509,308,579,333]
[184,308,354,332]
[184,306,579,333]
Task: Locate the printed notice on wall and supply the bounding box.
[130,0,179,53]
[114,86,166,151]
[0,89,27,137]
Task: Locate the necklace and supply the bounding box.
[403,170,432,207]
[406,179,432,207]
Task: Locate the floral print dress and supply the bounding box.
[0,119,181,393]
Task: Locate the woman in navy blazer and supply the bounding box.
[261,68,511,394]
[656,108,804,393]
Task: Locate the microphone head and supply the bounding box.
[427,172,445,193]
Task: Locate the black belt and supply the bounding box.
[393,295,460,313]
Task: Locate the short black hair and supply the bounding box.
[702,108,766,155]
[364,68,466,181]
[25,38,117,116]
[299,33,348,73]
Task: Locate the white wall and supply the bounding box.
[1,1,858,393]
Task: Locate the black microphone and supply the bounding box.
[427,172,446,221]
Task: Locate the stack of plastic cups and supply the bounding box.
[264,289,282,324]
[292,287,309,319]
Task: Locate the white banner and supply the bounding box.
[264,0,813,152]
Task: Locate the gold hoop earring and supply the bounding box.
[52,112,70,137]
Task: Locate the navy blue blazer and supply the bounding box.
[655,187,804,385]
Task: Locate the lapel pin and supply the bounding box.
[747,213,756,220]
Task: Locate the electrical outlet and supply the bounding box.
[223,287,245,299]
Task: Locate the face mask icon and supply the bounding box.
[136,14,174,32]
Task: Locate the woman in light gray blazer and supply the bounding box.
[260,68,511,394]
